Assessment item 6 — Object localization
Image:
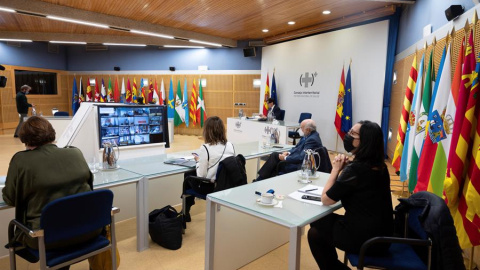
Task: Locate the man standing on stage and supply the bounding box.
[14,85,35,138]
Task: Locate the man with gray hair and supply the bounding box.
[14,85,35,138]
[256,119,323,180]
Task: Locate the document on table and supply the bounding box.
[288,184,324,206]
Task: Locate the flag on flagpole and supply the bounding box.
[341,63,353,134]
[263,73,270,116]
[132,78,138,103]
[153,79,160,105]
[114,78,120,103]
[107,78,114,102]
[86,79,92,101]
[72,77,80,115]
[94,78,101,102]
[334,66,346,139]
[174,80,185,126]
[167,78,175,119]
[416,45,449,195]
[78,77,84,103]
[148,79,154,104]
[445,30,477,208]
[197,79,207,127]
[160,79,165,105]
[183,78,189,127]
[101,78,107,102]
[126,78,132,103]
[139,78,146,102]
[271,72,278,107]
[400,53,425,183]
[190,79,198,126]
[120,78,126,103]
[392,55,417,171]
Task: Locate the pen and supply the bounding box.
[255,191,262,196]
[305,188,318,192]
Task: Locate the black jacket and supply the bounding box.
[16,91,32,114]
[395,191,465,270]
[214,154,247,192]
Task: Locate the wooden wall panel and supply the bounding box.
[387,57,407,161]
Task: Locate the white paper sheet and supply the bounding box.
[288,184,324,206]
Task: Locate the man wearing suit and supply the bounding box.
[256,119,322,180]
[261,98,282,120]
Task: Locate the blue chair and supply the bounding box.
[344,202,432,270]
[288,112,312,145]
[276,110,285,121]
[54,111,69,117]
[7,190,119,270]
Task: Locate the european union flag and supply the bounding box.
[341,64,353,134]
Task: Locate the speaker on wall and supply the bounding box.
[169,66,176,71]
[114,66,121,71]
[243,47,256,57]
[0,76,7,88]
[445,5,464,21]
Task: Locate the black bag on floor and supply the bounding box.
[149,205,183,250]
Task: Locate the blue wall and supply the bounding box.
[397,0,475,54]
[0,40,261,71]
[0,42,67,70]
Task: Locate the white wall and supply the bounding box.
[261,20,389,152]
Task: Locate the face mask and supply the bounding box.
[343,134,356,153]
[298,129,304,137]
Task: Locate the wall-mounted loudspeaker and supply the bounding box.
[0,76,7,88]
[169,66,176,71]
[114,66,121,71]
[445,5,464,21]
[243,47,256,57]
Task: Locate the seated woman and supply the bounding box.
[182,116,235,221]
[307,120,393,269]
[2,116,93,254]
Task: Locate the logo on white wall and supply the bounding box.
[295,71,320,98]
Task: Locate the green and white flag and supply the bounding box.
[174,79,185,126]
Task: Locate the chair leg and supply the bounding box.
[181,195,189,234]
[9,247,16,270]
[111,216,118,270]
[343,252,348,265]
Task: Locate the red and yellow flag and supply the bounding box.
[148,79,154,103]
[86,79,92,101]
[126,78,132,103]
[334,66,346,139]
[94,78,100,102]
[132,78,138,103]
[189,79,198,126]
[263,73,270,116]
[392,55,417,171]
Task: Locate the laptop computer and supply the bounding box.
[164,158,197,168]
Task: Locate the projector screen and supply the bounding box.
[261,20,389,152]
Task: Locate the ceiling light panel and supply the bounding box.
[47,16,109,28]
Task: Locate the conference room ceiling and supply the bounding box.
[0,0,401,48]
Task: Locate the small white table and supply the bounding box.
[205,171,342,270]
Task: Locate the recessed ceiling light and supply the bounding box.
[50,41,87,44]
[262,29,269,33]
[130,30,174,39]
[288,21,295,25]
[323,10,331,15]
[0,7,15,13]
[46,16,109,28]
[189,39,222,47]
[0,38,32,42]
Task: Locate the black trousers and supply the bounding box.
[257,151,282,179]
[181,170,215,212]
[14,113,27,137]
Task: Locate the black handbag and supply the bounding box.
[148,205,183,250]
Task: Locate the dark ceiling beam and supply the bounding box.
[0,0,237,47]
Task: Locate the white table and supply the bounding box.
[227,117,300,144]
[205,171,342,270]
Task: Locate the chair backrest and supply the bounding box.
[214,154,247,192]
[277,110,285,121]
[40,190,113,245]
[315,146,332,173]
[54,111,69,117]
[298,112,312,123]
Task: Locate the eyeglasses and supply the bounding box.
[348,129,360,139]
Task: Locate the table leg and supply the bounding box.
[136,176,149,251]
[205,198,217,270]
[288,226,301,270]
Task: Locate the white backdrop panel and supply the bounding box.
[261,20,389,152]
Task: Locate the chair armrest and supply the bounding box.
[111,207,120,215]
[186,175,212,184]
[358,236,432,269]
[8,219,43,247]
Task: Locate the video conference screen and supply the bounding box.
[97,105,169,148]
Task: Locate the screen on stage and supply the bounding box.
[97,105,169,148]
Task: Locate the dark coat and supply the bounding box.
[268,105,282,120]
[282,130,323,172]
[395,191,465,270]
[214,154,247,192]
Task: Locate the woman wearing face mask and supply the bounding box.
[307,120,393,269]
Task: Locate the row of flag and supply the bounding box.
[392,24,480,249]
[334,62,353,139]
[262,71,278,115]
[71,77,207,127]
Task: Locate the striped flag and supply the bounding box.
[410,50,434,192]
[263,73,270,116]
[190,79,198,126]
[392,55,417,171]
[400,53,425,183]
[86,79,92,101]
[153,79,160,105]
[167,78,175,119]
[334,66,346,139]
[445,30,477,208]
[416,44,449,195]
[107,78,114,102]
[197,80,207,127]
[160,79,165,105]
[132,78,138,103]
[113,78,120,103]
[94,78,100,102]
[100,78,107,102]
[341,63,353,135]
[183,78,189,127]
[126,78,132,103]
[271,72,278,107]
[120,78,126,103]
[148,79,154,104]
[174,80,185,126]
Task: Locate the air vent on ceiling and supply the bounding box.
[248,40,266,47]
[48,43,59,54]
[86,44,108,51]
[6,41,21,48]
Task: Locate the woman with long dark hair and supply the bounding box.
[308,120,393,269]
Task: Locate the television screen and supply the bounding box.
[97,105,169,148]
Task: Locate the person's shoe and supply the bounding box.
[13,135,18,138]
[184,213,191,222]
